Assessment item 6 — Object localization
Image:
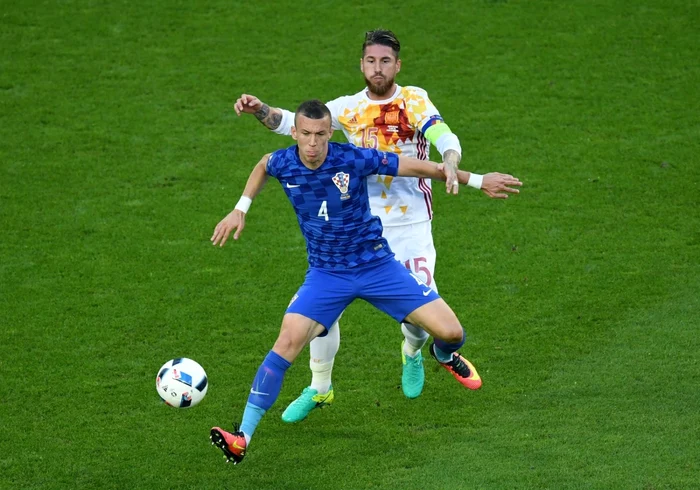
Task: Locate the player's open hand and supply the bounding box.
[211,210,246,247]
[481,173,523,199]
[234,94,264,116]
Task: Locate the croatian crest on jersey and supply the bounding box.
[332,172,351,200]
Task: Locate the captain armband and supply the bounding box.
[423,123,462,157]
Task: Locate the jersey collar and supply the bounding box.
[363,84,401,104]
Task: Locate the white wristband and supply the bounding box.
[234,196,252,213]
[467,173,483,189]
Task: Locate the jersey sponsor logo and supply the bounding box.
[332,172,350,200]
[422,290,432,296]
[286,182,300,188]
[250,389,269,396]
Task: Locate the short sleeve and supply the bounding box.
[266,150,284,179]
[403,86,444,134]
[350,146,399,178]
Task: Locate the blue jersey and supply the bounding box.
[266,142,400,269]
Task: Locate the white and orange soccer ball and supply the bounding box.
[156,358,208,408]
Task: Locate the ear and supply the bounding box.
[397,59,402,72]
[291,126,298,141]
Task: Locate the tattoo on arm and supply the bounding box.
[267,112,282,130]
[254,104,270,122]
[254,104,282,130]
[443,149,461,167]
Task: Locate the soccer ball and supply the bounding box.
[156,358,208,408]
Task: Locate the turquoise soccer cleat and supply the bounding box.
[401,340,425,399]
[281,386,334,423]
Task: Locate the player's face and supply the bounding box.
[291,114,333,168]
[361,44,401,99]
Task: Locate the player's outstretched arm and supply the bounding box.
[396,155,458,188]
[397,156,522,199]
[234,94,285,131]
[211,154,271,247]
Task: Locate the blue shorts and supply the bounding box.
[286,255,441,333]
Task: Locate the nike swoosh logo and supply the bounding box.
[286,183,300,188]
[250,389,269,396]
[422,290,432,296]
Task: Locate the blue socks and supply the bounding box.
[240,350,291,439]
[433,330,466,362]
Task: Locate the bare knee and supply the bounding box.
[272,324,307,362]
[442,323,465,345]
[272,314,325,362]
[272,330,301,357]
[405,300,465,344]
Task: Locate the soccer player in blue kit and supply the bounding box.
[209,100,522,464]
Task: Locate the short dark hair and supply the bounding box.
[295,99,331,125]
[362,29,400,58]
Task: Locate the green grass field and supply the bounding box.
[2,1,699,488]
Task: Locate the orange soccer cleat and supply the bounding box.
[210,424,247,465]
[429,343,482,390]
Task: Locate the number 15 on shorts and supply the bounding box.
[404,257,432,286]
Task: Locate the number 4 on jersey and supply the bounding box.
[318,200,329,221]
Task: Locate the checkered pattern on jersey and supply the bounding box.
[267,142,399,269]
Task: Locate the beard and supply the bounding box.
[364,74,395,97]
